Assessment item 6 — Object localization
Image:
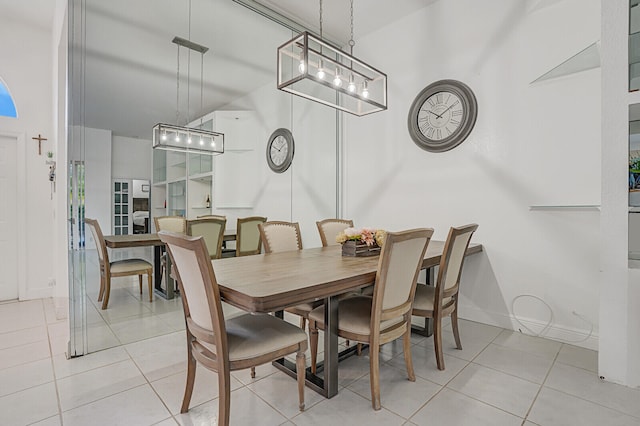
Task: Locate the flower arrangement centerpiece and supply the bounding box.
[337,227,386,257]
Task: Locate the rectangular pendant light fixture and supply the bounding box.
[277,32,387,116]
[152,123,224,155]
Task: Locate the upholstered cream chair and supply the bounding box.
[158,231,307,425]
[316,218,353,247]
[85,218,153,310]
[309,228,433,410]
[258,221,302,253]
[186,217,226,259]
[412,223,478,370]
[236,216,267,257]
[154,215,187,234]
[257,221,321,331]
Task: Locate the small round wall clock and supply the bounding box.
[407,79,478,153]
[266,128,295,173]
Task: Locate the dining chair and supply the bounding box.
[308,228,433,410]
[412,223,479,370]
[158,231,307,425]
[258,221,303,254]
[154,215,186,286]
[258,221,321,331]
[236,216,267,257]
[85,218,153,310]
[186,216,227,259]
[316,218,354,247]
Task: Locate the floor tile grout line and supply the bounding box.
[521,342,561,423]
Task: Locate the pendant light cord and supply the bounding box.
[349,0,355,54]
[176,45,180,125]
[319,0,323,39]
[186,0,192,124]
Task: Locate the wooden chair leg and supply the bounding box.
[296,349,306,411]
[218,369,231,426]
[299,316,306,331]
[451,309,462,350]
[433,315,445,370]
[97,274,105,302]
[139,274,143,294]
[357,343,362,356]
[403,328,416,382]
[310,322,319,374]
[250,367,256,378]
[370,342,381,410]
[147,272,153,302]
[180,349,197,413]
[101,277,111,310]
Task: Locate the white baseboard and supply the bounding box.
[24,287,53,301]
[459,305,599,351]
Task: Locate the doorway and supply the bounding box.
[0,134,18,301]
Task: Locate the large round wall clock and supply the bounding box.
[407,79,478,153]
[266,128,295,173]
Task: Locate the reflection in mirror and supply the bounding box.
[68,0,339,355]
[630,104,640,266]
[631,0,640,90]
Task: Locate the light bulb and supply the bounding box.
[299,60,306,73]
[199,139,204,146]
[187,136,192,144]
[347,74,356,92]
[317,59,325,79]
[161,131,167,141]
[333,68,342,87]
[362,81,369,99]
[211,141,216,147]
[175,133,180,142]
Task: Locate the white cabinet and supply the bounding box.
[151,111,257,226]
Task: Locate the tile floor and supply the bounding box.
[2,298,640,426]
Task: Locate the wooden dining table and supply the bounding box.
[104,230,236,299]
[212,240,483,398]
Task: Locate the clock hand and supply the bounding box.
[437,104,455,118]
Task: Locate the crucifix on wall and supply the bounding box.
[32,134,47,155]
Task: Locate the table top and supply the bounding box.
[213,241,483,313]
[104,229,237,248]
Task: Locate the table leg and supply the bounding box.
[323,294,339,398]
[153,245,175,300]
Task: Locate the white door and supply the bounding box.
[0,135,18,301]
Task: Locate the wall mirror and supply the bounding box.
[68,0,339,355]
[630,104,640,266]
[631,0,640,90]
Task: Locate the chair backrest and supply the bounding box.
[258,221,303,253]
[187,217,227,259]
[158,231,228,366]
[154,216,186,234]
[84,218,110,267]
[434,224,479,307]
[316,218,354,247]
[236,216,267,256]
[370,228,433,339]
[197,214,227,221]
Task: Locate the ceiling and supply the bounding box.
[2,0,434,139]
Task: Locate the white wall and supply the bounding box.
[111,135,152,181]
[0,15,56,300]
[344,0,601,348]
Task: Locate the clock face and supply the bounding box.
[270,135,289,166]
[266,128,295,173]
[417,91,464,141]
[408,80,478,153]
